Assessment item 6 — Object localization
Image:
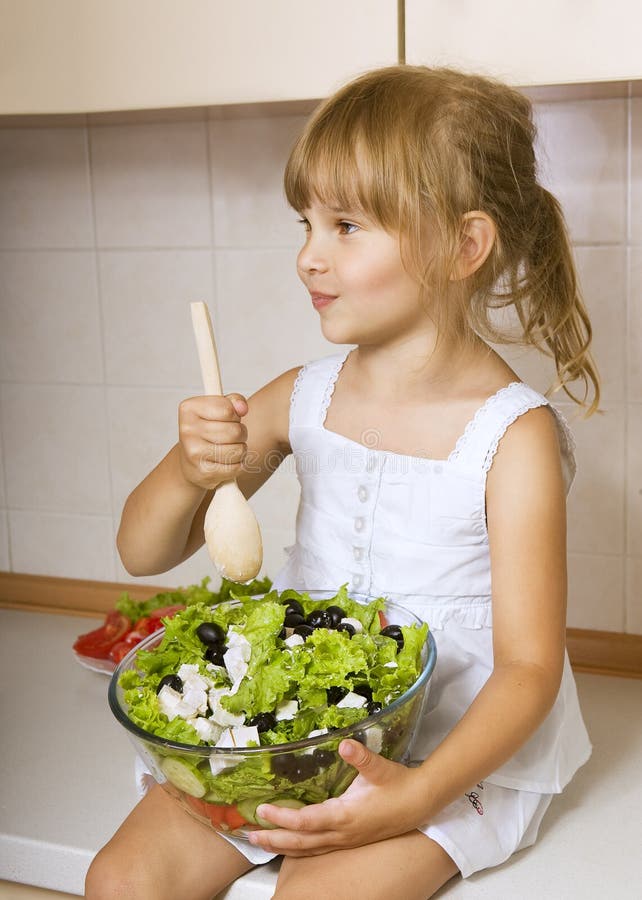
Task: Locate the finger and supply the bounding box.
[255,798,342,833]
[339,739,393,784]
[248,826,338,855]
[227,393,248,417]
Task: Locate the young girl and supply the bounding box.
[86,65,599,900]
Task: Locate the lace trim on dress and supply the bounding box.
[448,382,522,464]
[481,399,548,473]
[319,350,351,426]
[288,364,309,432]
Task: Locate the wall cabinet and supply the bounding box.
[0,0,398,114]
[405,0,642,86]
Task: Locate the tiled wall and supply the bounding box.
[0,93,640,634]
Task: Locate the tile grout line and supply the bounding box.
[204,112,220,345]
[623,86,632,632]
[85,120,118,581]
[0,387,14,570]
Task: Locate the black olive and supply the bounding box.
[278,626,286,640]
[367,701,383,715]
[271,752,318,782]
[293,624,314,639]
[353,684,373,703]
[284,599,304,618]
[381,624,404,651]
[312,748,335,768]
[306,609,332,629]
[351,730,367,745]
[204,645,226,666]
[196,622,225,646]
[249,712,277,733]
[324,605,346,627]
[336,621,355,637]
[156,674,183,694]
[326,686,348,705]
[284,612,305,628]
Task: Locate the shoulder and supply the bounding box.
[486,404,566,526]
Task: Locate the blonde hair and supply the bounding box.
[284,65,600,414]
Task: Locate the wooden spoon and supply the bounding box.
[190,302,263,583]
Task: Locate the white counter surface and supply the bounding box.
[0,609,140,895]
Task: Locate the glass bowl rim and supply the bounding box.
[108,595,437,756]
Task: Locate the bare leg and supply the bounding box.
[273,830,458,900]
[85,785,256,900]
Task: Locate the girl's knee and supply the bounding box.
[85,844,151,900]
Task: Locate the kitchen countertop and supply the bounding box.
[2,607,641,899]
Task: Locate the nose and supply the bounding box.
[297,231,329,275]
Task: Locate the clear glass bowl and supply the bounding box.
[108,594,436,838]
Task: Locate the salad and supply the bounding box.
[110,587,432,834]
[72,576,271,667]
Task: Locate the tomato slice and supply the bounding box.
[223,805,249,830]
[378,609,389,630]
[73,611,131,659]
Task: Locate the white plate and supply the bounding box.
[73,652,116,675]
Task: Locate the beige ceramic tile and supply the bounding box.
[99,250,213,386]
[627,403,642,557]
[534,97,627,245]
[107,386,195,519]
[629,248,642,402]
[0,428,6,507]
[1,384,111,514]
[625,556,642,634]
[90,120,211,248]
[209,114,308,248]
[567,552,624,631]
[9,510,115,580]
[214,248,339,397]
[563,402,625,557]
[631,98,642,245]
[0,127,93,249]
[0,251,103,383]
[0,510,8,570]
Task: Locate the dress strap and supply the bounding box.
[449,382,577,493]
[289,350,351,431]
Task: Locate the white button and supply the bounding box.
[352,574,364,589]
[353,546,364,561]
[366,456,376,473]
[358,485,369,502]
[354,517,365,533]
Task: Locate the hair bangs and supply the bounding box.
[284,103,403,232]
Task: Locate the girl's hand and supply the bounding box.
[177,393,249,490]
[247,739,427,857]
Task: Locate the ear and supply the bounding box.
[450,212,496,281]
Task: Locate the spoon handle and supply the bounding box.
[190,302,223,396]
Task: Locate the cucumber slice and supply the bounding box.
[160,757,206,798]
[237,796,306,828]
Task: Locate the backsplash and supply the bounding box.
[0,92,640,634]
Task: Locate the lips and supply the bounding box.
[310,292,337,310]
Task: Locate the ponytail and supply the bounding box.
[518,187,600,415]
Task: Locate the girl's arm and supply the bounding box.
[116,366,299,576]
[249,405,568,854]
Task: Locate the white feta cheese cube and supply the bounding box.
[208,687,245,727]
[365,725,384,754]
[229,724,260,747]
[340,616,363,633]
[284,633,305,648]
[275,699,299,721]
[337,691,367,709]
[383,660,398,668]
[223,630,252,684]
[191,716,223,743]
[157,684,183,720]
[307,728,329,739]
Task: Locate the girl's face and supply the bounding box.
[296,202,427,347]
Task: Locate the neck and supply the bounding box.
[351,330,488,402]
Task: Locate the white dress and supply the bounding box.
[272,349,592,795]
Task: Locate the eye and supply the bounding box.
[296,217,311,232]
[338,221,359,234]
